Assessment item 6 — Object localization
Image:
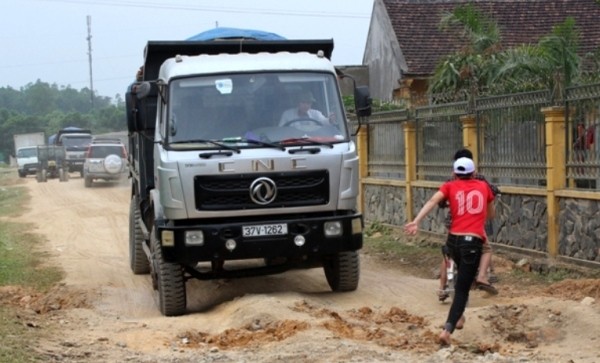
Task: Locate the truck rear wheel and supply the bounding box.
[150,226,186,316]
[129,197,149,274]
[59,168,68,182]
[323,251,360,292]
[41,169,48,182]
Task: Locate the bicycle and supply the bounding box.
[438,247,456,303]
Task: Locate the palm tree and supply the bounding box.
[428,4,501,98]
[492,18,580,102]
[429,5,582,103]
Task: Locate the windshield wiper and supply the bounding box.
[221,137,285,151]
[169,139,241,153]
[277,137,335,148]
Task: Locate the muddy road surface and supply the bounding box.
[8,176,600,362]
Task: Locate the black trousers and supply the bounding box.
[444,234,483,333]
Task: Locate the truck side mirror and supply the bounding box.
[126,82,158,133]
[135,82,153,99]
[354,86,372,117]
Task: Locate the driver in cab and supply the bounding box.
[278,91,336,129]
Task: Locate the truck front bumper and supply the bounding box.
[155,213,363,264]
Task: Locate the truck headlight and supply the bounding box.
[324,221,342,237]
[161,230,175,246]
[185,230,204,246]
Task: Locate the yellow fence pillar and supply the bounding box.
[542,106,566,257]
[404,121,417,221]
[356,124,368,214]
[460,114,478,163]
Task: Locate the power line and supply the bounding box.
[27,0,371,20]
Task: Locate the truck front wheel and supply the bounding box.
[323,251,360,292]
[150,226,186,316]
[129,197,150,274]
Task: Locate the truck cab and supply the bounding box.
[16,146,39,177]
[54,129,93,176]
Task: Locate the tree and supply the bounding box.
[428,4,501,97]
[429,5,585,101]
[492,17,581,101]
[0,82,126,163]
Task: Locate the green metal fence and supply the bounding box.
[476,90,550,187]
[566,83,600,189]
[414,102,466,181]
[365,82,600,189]
[366,110,408,179]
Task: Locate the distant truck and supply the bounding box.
[49,127,93,176]
[126,36,372,316]
[13,132,45,177]
[35,145,69,183]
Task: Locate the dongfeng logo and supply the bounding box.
[249,177,277,205]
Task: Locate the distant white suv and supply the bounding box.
[83,138,128,187]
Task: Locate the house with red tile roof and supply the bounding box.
[363,0,600,102]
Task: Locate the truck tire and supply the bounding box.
[150,226,186,316]
[104,154,123,175]
[323,251,360,292]
[84,176,92,188]
[36,171,42,182]
[18,170,26,178]
[59,168,67,182]
[129,197,150,274]
[41,169,48,182]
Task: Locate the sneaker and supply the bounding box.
[437,286,450,301]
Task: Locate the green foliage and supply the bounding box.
[0,81,126,163]
[364,220,391,237]
[0,184,23,216]
[439,3,500,55]
[582,47,600,83]
[430,7,586,98]
[0,221,63,289]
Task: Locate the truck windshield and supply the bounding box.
[167,72,348,148]
[17,148,37,158]
[62,136,93,148]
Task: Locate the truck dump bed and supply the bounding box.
[141,39,334,81]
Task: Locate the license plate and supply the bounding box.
[242,223,287,237]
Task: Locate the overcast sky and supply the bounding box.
[1,0,374,100]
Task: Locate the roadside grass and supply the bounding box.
[362,221,443,279]
[0,169,64,362]
[362,220,600,286]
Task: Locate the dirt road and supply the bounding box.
[9,176,600,362]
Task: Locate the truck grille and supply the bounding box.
[194,170,329,210]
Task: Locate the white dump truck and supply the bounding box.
[14,132,45,177]
[125,37,372,316]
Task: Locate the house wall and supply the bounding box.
[362,0,406,101]
[336,65,370,97]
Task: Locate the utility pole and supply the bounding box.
[86,15,94,108]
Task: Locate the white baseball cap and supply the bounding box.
[453,157,475,175]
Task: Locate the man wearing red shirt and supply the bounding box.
[404,157,496,346]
